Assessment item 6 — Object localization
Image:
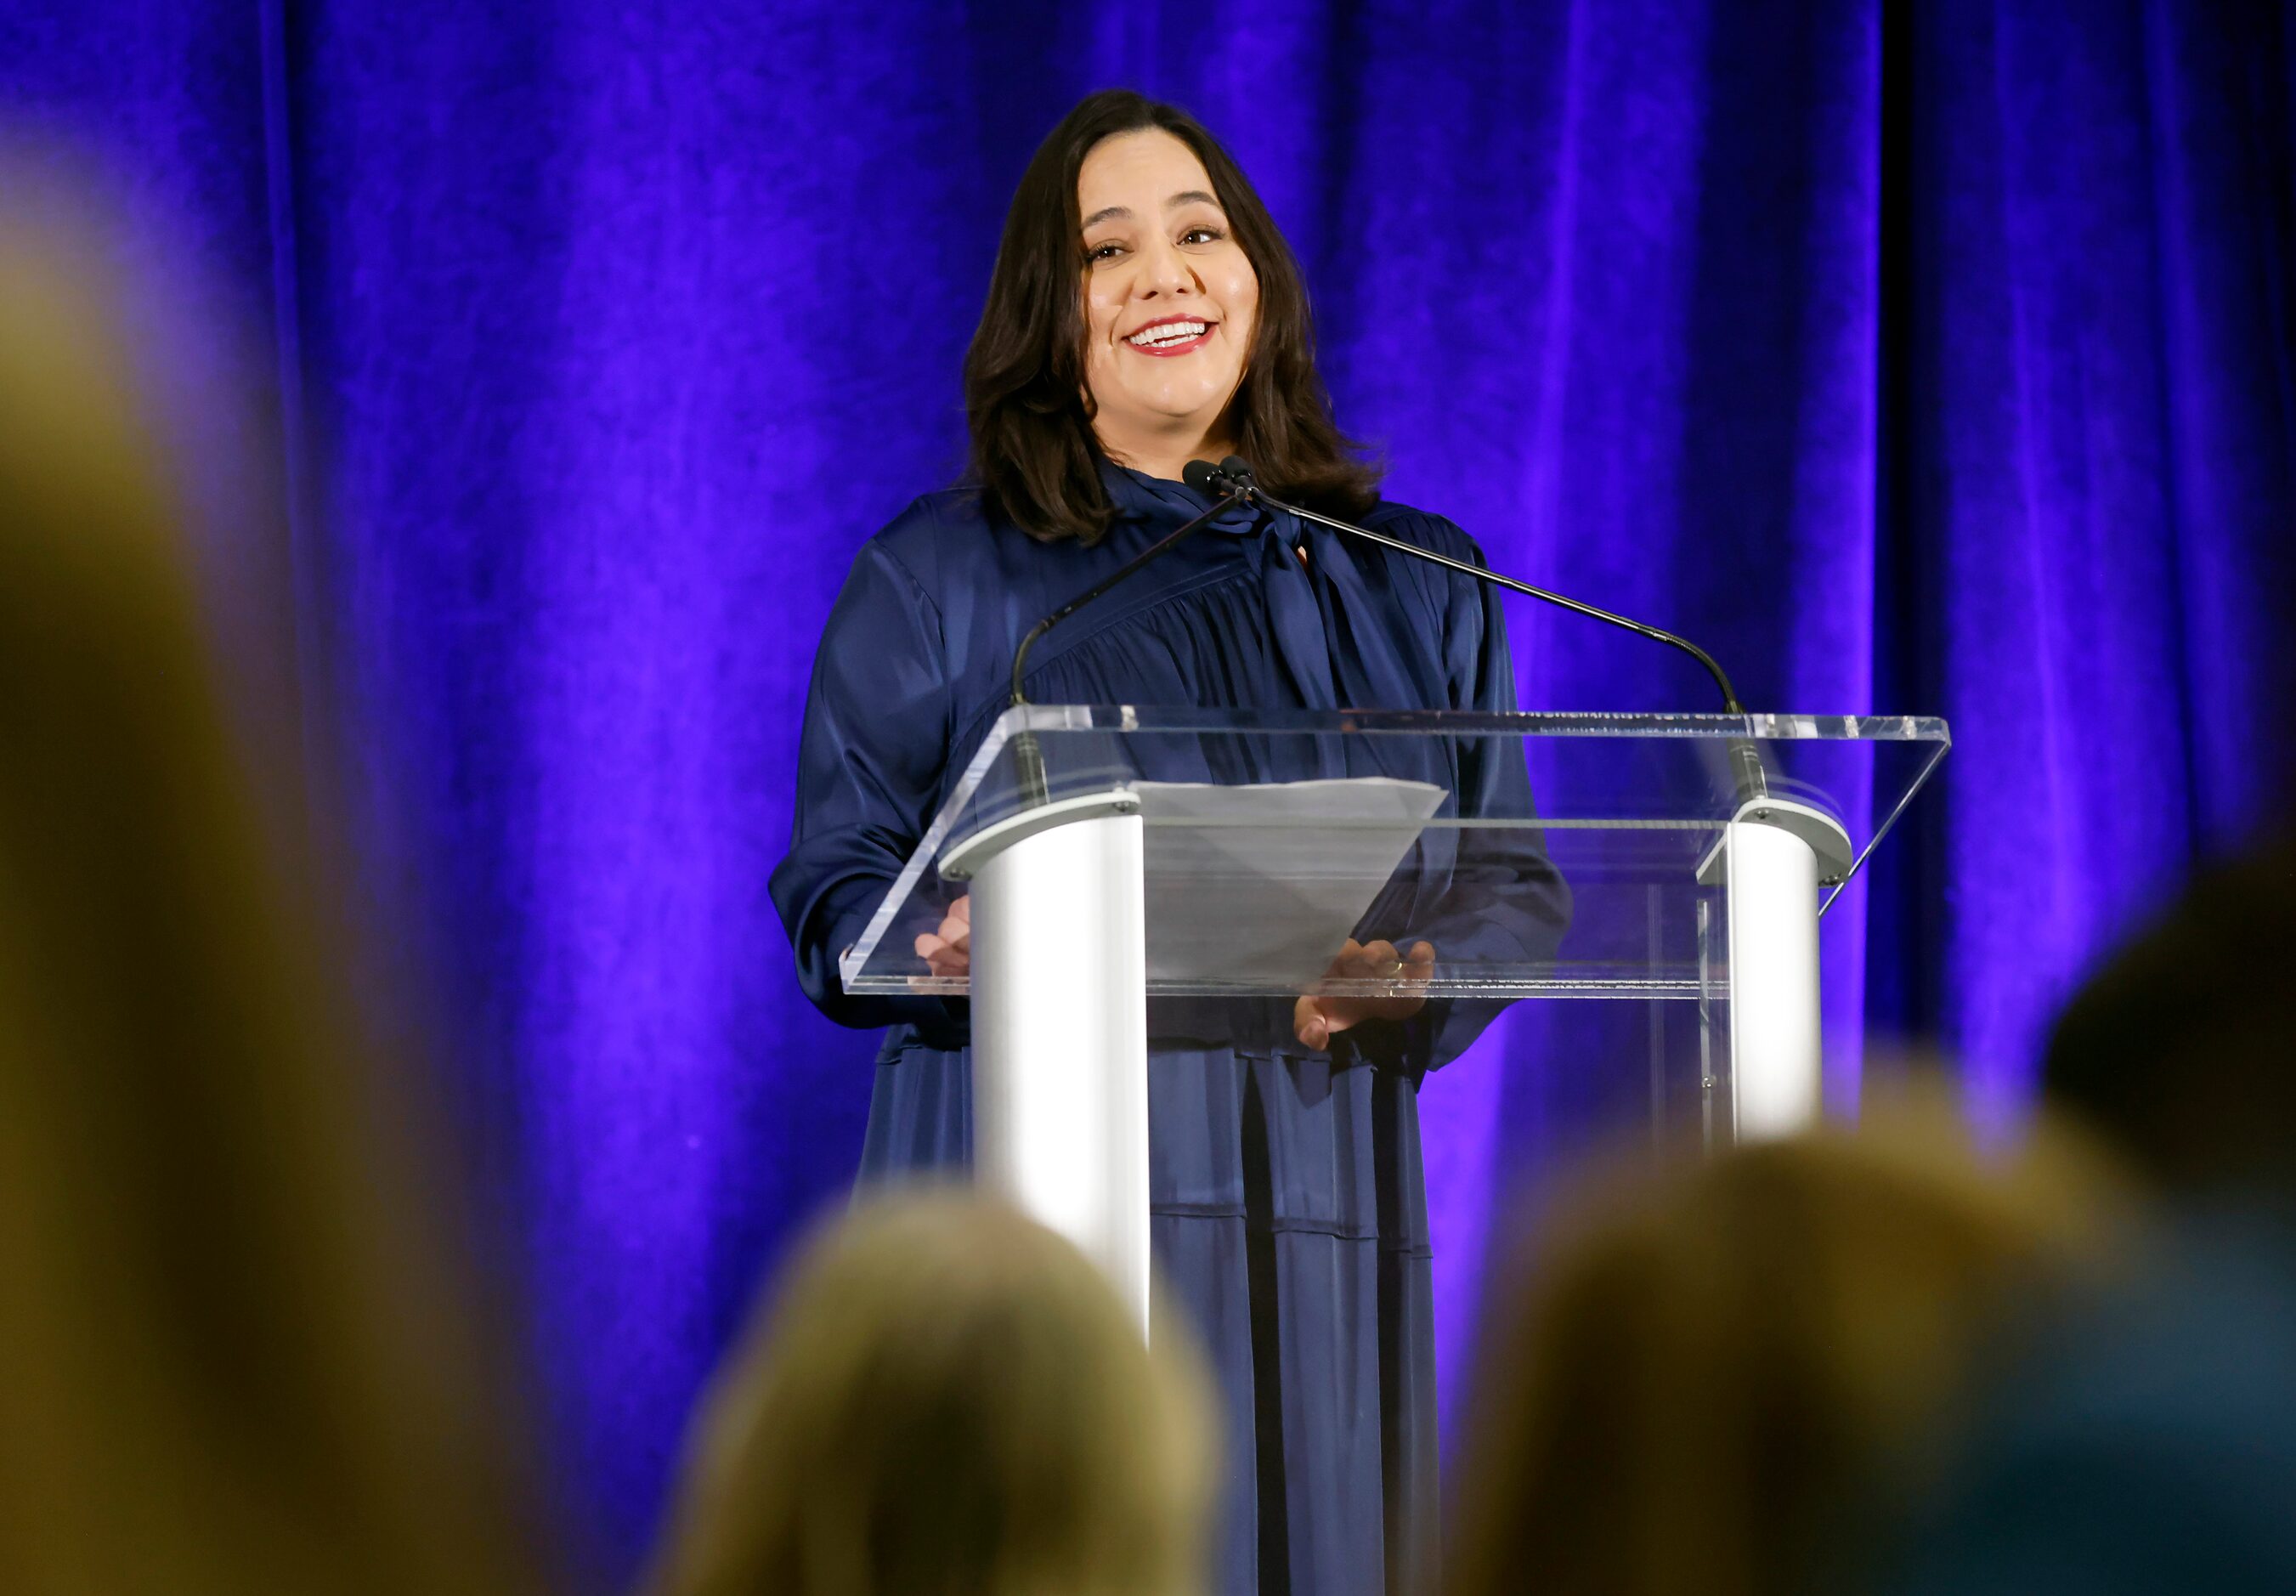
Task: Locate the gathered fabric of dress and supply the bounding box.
[770,462,1570,1595]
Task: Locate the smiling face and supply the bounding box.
[1077,128,1259,477]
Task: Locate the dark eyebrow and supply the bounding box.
[1080,190,1224,232]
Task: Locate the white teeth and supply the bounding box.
[1128,320,1208,348]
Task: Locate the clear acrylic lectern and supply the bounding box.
[842,706,1949,1329]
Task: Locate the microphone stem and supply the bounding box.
[1255,485,1767,804]
[1264,493,1747,715]
[1007,495,1233,807]
[1009,501,1231,709]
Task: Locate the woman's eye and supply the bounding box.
[1181,226,1224,245]
[1086,241,1125,262]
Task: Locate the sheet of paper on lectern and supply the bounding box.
[1128,776,1447,987]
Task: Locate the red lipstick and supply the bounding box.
[1123,314,1217,358]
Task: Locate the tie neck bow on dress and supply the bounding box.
[1101,461,1354,710]
[1103,460,1302,552]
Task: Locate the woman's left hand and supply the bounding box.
[913,895,971,978]
[1293,938,1435,1050]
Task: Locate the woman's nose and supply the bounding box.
[1134,235,1196,297]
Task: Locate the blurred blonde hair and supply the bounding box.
[646,1191,1218,1596]
[0,203,542,1594]
[1447,1095,2125,1596]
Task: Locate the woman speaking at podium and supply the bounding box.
[771,89,1568,1594]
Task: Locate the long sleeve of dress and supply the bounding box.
[767,529,963,1033]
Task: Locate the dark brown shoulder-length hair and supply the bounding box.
[964,88,1382,544]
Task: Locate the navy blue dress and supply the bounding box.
[770,463,1570,1595]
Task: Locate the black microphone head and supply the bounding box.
[1182,457,1221,495]
[1219,454,1257,483]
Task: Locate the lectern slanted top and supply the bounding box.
[842,705,1948,1327]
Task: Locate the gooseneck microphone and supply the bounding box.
[1006,457,1237,806]
[1204,456,1769,801]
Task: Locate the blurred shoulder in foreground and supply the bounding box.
[0,201,546,1596]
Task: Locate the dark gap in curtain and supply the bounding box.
[257,0,318,764]
[2254,3,2296,828]
[2135,2,2208,865]
[2239,2,2296,829]
[1868,0,1942,1050]
[1678,0,1823,711]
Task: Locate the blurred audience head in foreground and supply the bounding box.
[646,1191,1217,1596]
[0,201,540,1594]
[1447,1101,2124,1596]
[2044,832,2296,1198]
[1875,834,2296,1596]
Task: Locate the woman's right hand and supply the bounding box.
[913,895,971,978]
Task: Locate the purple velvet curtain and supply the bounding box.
[7,0,2292,1575]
